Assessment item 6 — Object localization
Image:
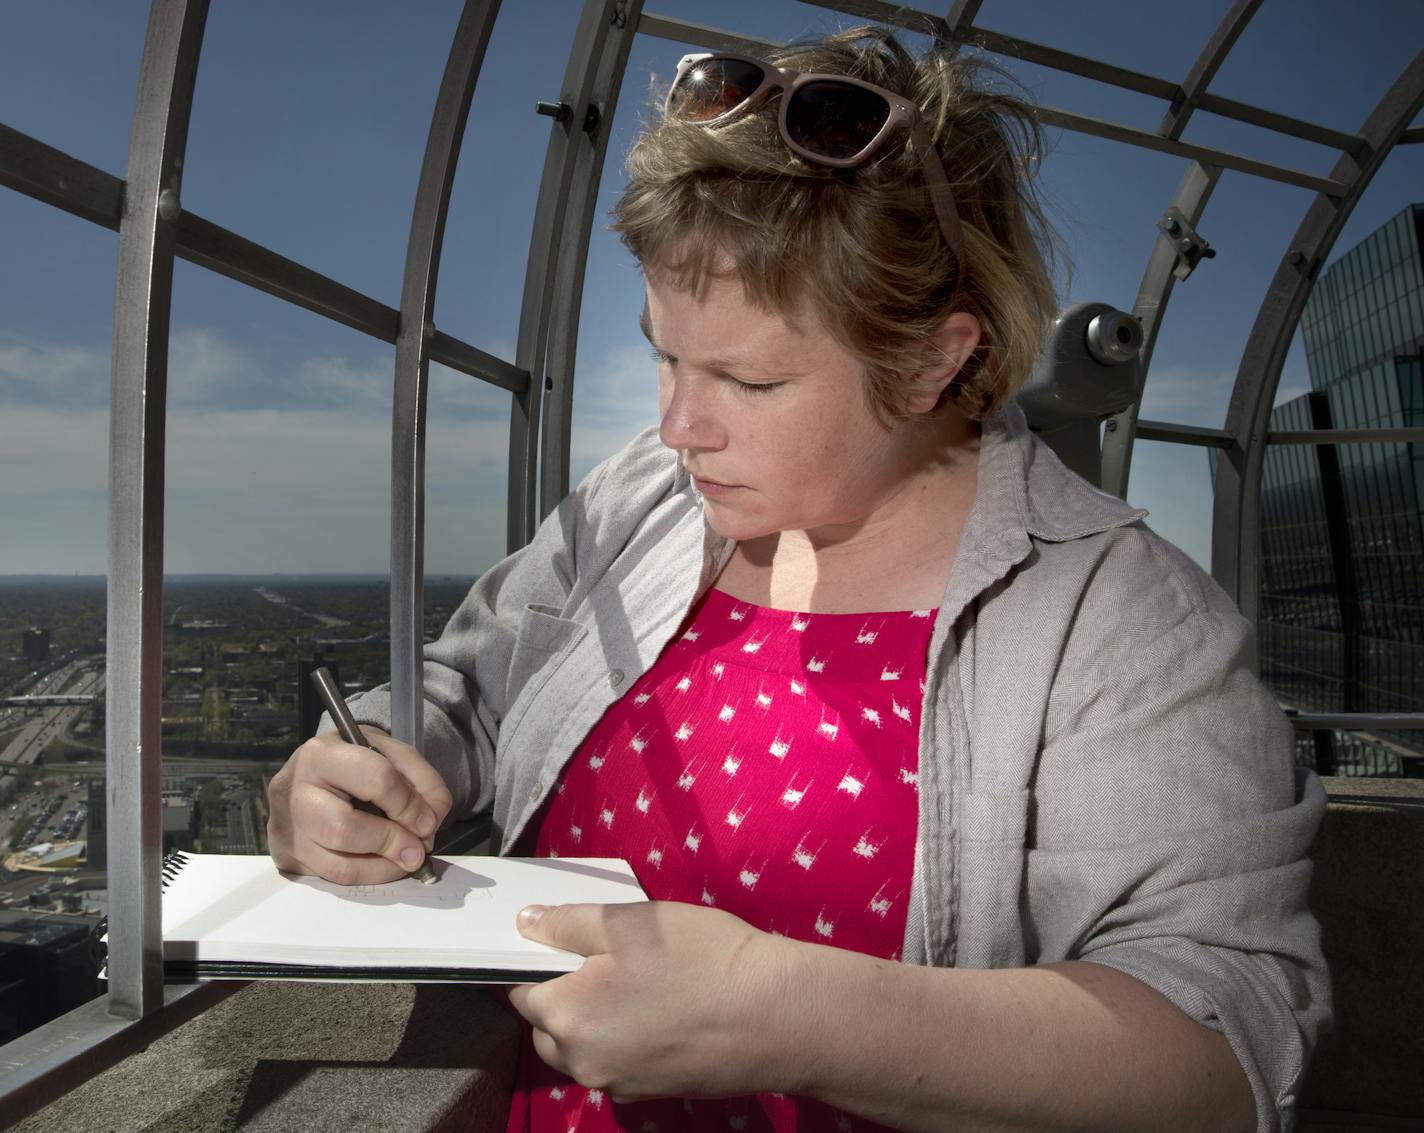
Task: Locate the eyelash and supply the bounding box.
[650,348,782,395]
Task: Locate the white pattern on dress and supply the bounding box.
[568,823,582,844]
[768,729,792,759]
[633,691,652,706]
[899,766,919,789]
[722,749,742,776]
[675,674,692,692]
[587,752,604,771]
[853,829,882,859]
[674,720,695,742]
[711,661,725,679]
[741,636,767,654]
[892,697,912,723]
[646,844,663,869]
[728,605,747,621]
[701,885,716,906]
[756,686,773,709]
[880,666,902,681]
[816,709,839,741]
[788,676,806,696]
[635,786,651,813]
[725,795,749,829]
[684,826,702,854]
[790,615,810,632]
[805,655,827,673]
[837,771,865,799]
[791,834,823,870]
[718,701,737,723]
[814,909,835,939]
[599,805,615,829]
[781,774,812,808]
[861,705,882,727]
[629,729,650,753]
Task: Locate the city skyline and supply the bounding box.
[4,0,1423,576]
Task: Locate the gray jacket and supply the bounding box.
[349,404,1329,1131]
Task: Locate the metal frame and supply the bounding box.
[389,0,503,749]
[105,0,208,1024]
[3,0,1423,1118]
[1211,50,1424,621]
[535,0,645,522]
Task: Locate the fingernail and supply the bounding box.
[400,847,423,869]
[415,812,436,837]
[517,905,547,929]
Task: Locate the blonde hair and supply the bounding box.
[613,26,1058,423]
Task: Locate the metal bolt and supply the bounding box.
[535,100,572,123]
[1105,418,1119,432]
[1288,250,1304,266]
[1164,217,1182,236]
[157,189,180,223]
[544,375,554,392]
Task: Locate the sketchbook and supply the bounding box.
[145,852,646,983]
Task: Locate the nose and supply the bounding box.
[658,372,723,453]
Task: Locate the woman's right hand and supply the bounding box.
[266,727,454,885]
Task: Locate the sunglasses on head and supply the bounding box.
[665,52,965,266]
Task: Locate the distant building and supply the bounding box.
[1258,204,1424,775]
[21,627,50,664]
[0,911,101,1044]
[86,777,106,872]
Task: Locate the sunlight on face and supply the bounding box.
[644,272,949,545]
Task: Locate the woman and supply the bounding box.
[267,27,1328,1133]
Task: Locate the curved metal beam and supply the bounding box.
[1211,49,1424,620]
[389,0,502,747]
[106,0,208,1021]
[1100,161,1220,498]
[1158,0,1262,141]
[511,0,638,548]
[537,1,645,520]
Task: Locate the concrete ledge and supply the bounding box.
[12,982,519,1133]
[1301,778,1424,1128]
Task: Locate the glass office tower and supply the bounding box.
[1259,205,1424,775]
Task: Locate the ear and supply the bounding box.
[905,311,982,415]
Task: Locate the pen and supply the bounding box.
[308,666,439,885]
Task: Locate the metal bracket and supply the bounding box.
[1157,206,1217,281]
[534,99,602,135]
[611,1,628,28]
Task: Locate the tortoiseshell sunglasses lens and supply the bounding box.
[785,79,891,160]
[668,57,767,122]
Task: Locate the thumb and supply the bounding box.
[515,902,613,957]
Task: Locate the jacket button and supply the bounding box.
[530,782,544,802]
[609,669,625,688]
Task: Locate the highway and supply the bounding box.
[0,659,103,771]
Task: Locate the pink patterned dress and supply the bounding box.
[504,587,935,1133]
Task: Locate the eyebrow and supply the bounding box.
[638,304,810,378]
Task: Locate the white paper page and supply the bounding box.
[161,855,645,972]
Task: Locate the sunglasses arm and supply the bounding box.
[910,119,965,267]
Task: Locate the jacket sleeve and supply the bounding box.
[338,439,641,819]
[1024,535,1331,1133]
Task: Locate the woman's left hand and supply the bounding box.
[506,900,803,1101]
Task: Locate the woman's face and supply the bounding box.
[645,271,969,545]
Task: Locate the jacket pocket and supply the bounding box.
[505,604,587,718]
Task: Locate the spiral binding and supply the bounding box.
[89,850,191,973]
[160,849,189,888]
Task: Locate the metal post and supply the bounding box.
[509,0,641,549]
[105,0,209,1020]
[538,1,644,519]
[1099,161,1219,499]
[389,0,502,747]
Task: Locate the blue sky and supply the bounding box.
[2,0,1421,576]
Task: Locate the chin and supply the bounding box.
[700,503,777,543]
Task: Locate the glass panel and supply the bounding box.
[0,194,113,1042]
[1213,3,1424,138]
[163,262,398,847]
[0,5,145,174]
[183,2,463,304]
[424,364,511,632]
